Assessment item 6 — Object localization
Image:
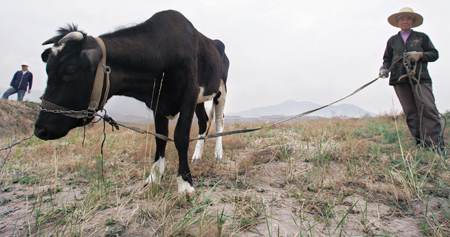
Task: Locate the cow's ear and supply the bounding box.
[81,49,101,69]
[41,48,53,62]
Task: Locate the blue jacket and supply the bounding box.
[10,70,33,90]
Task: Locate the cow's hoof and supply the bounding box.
[177,176,195,197]
[192,139,205,161]
[146,157,165,184]
[214,149,223,159]
[191,158,201,164]
[145,174,159,185]
[191,157,201,163]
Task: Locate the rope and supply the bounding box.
[0,58,405,170]
[0,135,33,152]
[16,58,403,147]
[102,58,404,142]
[100,118,174,141]
[404,59,447,148]
[0,135,33,173]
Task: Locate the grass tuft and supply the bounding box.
[1,111,450,235]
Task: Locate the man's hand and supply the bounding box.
[404,51,423,62]
[379,66,389,78]
[28,89,31,94]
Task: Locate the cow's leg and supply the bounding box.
[214,81,227,159]
[146,113,168,185]
[192,103,213,162]
[175,96,197,195]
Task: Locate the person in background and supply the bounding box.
[379,7,443,152]
[2,63,33,102]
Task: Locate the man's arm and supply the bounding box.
[382,38,394,69]
[28,73,33,93]
[10,71,19,87]
[421,34,438,62]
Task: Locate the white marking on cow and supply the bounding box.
[146,157,165,184]
[177,176,195,195]
[192,133,206,161]
[166,113,179,120]
[51,45,65,56]
[197,86,216,104]
[191,81,227,161]
[214,80,227,159]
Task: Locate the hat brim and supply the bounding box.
[388,12,423,28]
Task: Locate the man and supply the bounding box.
[379,7,443,151]
[2,63,33,101]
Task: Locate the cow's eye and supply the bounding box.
[63,68,77,81]
[65,69,76,76]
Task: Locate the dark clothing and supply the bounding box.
[382,30,442,148]
[382,30,438,85]
[10,70,33,91]
[2,70,33,101]
[394,82,441,146]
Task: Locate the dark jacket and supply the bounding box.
[10,70,33,90]
[382,30,438,85]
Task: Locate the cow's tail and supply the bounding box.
[205,103,215,135]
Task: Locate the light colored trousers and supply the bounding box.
[2,87,26,101]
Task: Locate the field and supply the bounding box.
[1,99,450,236]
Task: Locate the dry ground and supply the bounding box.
[1,99,450,236]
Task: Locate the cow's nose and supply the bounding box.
[34,127,48,139]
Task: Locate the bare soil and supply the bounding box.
[1,99,449,236]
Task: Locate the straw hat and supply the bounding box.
[388,7,423,28]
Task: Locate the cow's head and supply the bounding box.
[34,25,103,140]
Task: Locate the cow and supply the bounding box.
[34,10,229,196]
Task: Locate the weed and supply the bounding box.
[105,226,122,236]
[355,118,404,144]
[1,112,450,236]
[105,216,116,226]
[2,187,14,192]
[11,174,43,185]
[0,196,12,206]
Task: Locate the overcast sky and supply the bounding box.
[1,0,449,115]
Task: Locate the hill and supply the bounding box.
[0,100,39,137]
[230,100,376,118]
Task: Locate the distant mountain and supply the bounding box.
[229,100,375,118]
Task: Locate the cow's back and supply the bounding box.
[148,10,228,89]
[196,34,228,95]
[103,10,198,72]
[213,39,229,85]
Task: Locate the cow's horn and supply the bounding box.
[58,32,84,45]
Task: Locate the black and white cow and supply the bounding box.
[34,10,229,195]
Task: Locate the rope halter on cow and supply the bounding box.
[39,37,118,129]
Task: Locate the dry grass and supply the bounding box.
[1,100,450,236]
[0,100,39,137]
